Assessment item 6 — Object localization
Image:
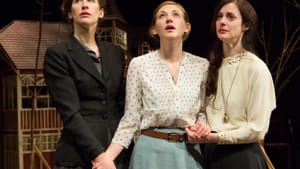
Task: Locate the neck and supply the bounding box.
[222,34,245,57]
[158,41,183,62]
[74,33,96,46]
[73,23,97,47]
[223,44,245,58]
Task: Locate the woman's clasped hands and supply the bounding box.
[185,122,211,144]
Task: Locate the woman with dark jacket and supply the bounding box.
[43,0,131,168]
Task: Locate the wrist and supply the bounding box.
[207,132,219,143]
[105,143,124,161]
[104,151,116,161]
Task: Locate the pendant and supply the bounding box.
[223,114,229,123]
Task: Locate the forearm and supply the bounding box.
[105,143,125,160]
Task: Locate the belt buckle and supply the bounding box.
[167,133,184,142]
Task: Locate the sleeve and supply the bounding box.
[197,60,209,123]
[43,47,103,160]
[112,58,143,148]
[218,61,276,144]
[245,62,276,139]
[117,46,126,116]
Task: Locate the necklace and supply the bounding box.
[222,52,244,123]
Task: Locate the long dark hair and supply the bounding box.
[206,0,259,96]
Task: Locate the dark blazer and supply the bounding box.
[44,34,129,168]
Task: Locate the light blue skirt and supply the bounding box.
[129,128,204,169]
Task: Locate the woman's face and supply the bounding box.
[215,2,248,45]
[68,0,103,27]
[151,4,190,41]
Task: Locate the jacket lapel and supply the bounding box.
[66,34,106,85]
[97,40,111,82]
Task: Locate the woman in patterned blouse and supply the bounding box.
[92,1,210,169]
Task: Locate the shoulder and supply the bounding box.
[99,40,122,49]
[46,40,68,53]
[127,52,157,72]
[184,51,209,69]
[44,41,70,62]
[243,52,270,71]
[130,51,156,63]
[95,40,125,63]
[242,52,272,78]
[45,34,77,55]
[98,40,124,53]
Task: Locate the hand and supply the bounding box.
[185,122,211,144]
[92,152,116,169]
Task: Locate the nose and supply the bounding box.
[166,19,173,24]
[219,16,226,24]
[81,0,88,9]
[166,15,173,24]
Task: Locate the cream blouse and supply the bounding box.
[112,50,209,148]
[206,52,276,144]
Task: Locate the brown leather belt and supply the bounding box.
[141,129,187,142]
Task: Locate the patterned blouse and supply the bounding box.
[112,50,209,148]
[206,52,276,144]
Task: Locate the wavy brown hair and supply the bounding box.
[148,1,191,42]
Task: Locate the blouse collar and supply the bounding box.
[222,52,246,65]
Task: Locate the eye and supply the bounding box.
[216,13,223,20]
[226,13,236,21]
[173,11,180,17]
[158,13,166,19]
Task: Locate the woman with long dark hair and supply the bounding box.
[186,0,276,168]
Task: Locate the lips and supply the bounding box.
[165,25,175,30]
[218,29,228,33]
[80,12,90,16]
